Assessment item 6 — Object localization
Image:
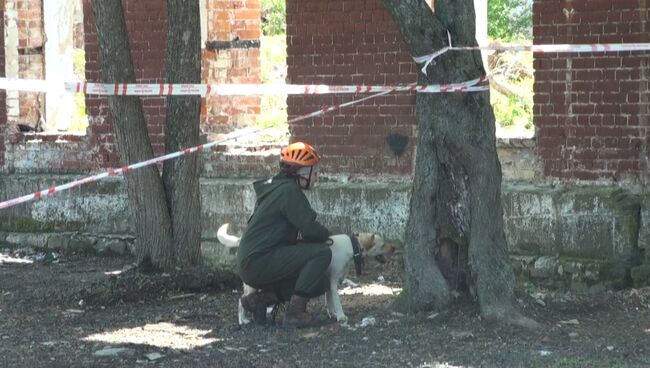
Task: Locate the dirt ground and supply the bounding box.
[1,248,649,368]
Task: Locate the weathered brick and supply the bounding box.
[534,0,649,182]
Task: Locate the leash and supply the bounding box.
[270,302,285,323]
[350,235,363,277]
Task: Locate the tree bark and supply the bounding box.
[163,0,202,266]
[92,0,175,270]
[383,0,535,327]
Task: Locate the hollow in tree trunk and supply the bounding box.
[382,0,538,328]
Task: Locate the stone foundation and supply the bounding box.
[1,170,647,290]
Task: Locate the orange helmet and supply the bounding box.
[280,142,320,168]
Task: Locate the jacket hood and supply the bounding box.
[252,173,297,202]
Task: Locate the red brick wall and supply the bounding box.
[286,0,417,176]
[83,0,262,166]
[0,0,5,167]
[533,0,650,182]
[83,0,168,168]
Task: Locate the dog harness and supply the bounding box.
[350,235,363,276]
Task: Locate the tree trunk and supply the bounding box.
[92,0,175,270]
[383,0,535,327]
[163,0,202,266]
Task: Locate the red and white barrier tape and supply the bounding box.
[413,42,650,72]
[0,77,486,210]
[0,77,488,96]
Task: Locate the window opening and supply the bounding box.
[487,0,534,138]
[43,0,88,133]
[258,0,288,143]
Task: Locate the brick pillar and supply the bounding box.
[14,0,45,130]
[202,0,261,135]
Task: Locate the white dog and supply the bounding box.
[217,224,392,325]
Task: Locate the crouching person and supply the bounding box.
[237,142,332,328]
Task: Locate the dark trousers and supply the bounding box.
[239,243,332,302]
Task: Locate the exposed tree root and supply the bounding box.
[483,308,541,330]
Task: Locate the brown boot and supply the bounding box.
[282,295,319,328]
[241,290,278,325]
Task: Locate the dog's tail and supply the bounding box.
[217,223,241,248]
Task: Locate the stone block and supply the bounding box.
[504,216,556,254]
[530,256,559,278]
[68,235,97,255]
[96,238,130,256]
[47,233,71,251]
[5,233,49,248]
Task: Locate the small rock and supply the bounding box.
[358,317,376,327]
[64,309,84,315]
[560,319,579,325]
[78,299,85,307]
[539,350,552,356]
[94,347,134,357]
[450,331,474,339]
[343,279,359,288]
[427,313,439,320]
[224,346,246,352]
[390,312,404,317]
[568,332,579,338]
[302,332,319,339]
[377,275,385,282]
[145,352,164,361]
[606,346,614,351]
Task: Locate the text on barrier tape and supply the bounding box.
[0,77,489,96]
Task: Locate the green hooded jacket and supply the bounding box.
[236,173,330,271]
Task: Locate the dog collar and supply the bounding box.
[351,235,363,277]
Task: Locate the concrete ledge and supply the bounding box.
[0,174,645,288]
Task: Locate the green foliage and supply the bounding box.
[488,0,532,41]
[261,0,286,36]
[259,35,288,134]
[489,39,534,133]
[492,90,532,129]
[70,48,89,133]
